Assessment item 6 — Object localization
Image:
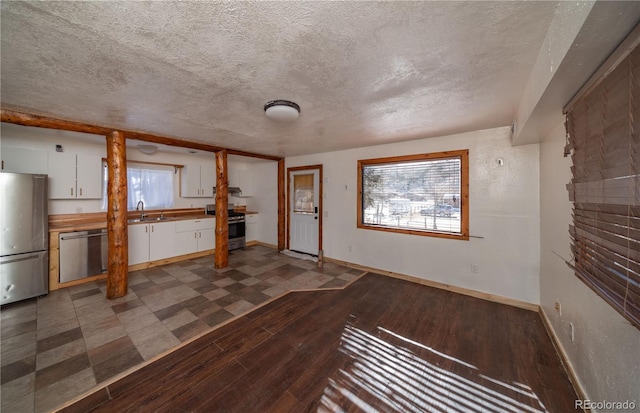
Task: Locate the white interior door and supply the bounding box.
[289,168,320,255]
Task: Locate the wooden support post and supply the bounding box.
[106,131,128,299]
[214,150,229,268]
[277,159,285,251]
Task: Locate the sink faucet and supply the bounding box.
[136,200,146,220]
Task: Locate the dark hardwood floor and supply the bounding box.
[58,272,581,412]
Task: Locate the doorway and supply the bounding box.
[287,165,322,255]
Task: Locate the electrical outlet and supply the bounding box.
[348,245,352,252]
[555,301,562,316]
[470,264,479,273]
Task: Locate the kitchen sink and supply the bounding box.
[128,217,168,223]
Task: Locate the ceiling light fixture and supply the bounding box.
[264,100,300,122]
[137,144,158,155]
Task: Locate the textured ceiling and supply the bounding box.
[2,1,561,157]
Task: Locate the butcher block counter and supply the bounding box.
[48,208,215,291]
[49,208,210,231]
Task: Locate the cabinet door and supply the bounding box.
[238,172,254,197]
[1,147,48,174]
[245,214,259,242]
[48,152,77,199]
[246,223,258,242]
[200,162,215,198]
[180,165,201,197]
[197,228,215,251]
[128,224,149,265]
[149,221,175,261]
[76,155,102,199]
[175,231,198,256]
[228,163,240,188]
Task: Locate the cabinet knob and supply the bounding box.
[194,232,197,238]
[71,187,74,196]
[79,188,83,196]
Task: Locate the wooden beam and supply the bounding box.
[228,148,281,161]
[1,109,282,161]
[214,150,229,268]
[277,159,285,251]
[106,131,128,299]
[2,109,110,135]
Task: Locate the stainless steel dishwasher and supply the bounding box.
[59,229,108,283]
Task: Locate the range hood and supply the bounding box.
[212,186,242,196]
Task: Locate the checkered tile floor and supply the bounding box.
[1,245,365,413]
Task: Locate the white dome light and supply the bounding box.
[264,100,300,122]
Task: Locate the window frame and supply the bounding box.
[357,149,469,240]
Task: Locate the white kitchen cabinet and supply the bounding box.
[228,163,253,197]
[128,221,176,264]
[200,163,215,197]
[149,221,176,261]
[48,152,102,199]
[1,147,48,174]
[238,173,254,197]
[246,213,259,242]
[175,230,199,256]
[175,218,215,255]
[128,224,150,266]
[181,161,215,198]
[198,224,215,251]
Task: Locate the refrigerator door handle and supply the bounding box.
[0,254,39,265]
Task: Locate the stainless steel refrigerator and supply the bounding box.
[0,172,49,305]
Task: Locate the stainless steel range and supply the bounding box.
[205,204,246,250]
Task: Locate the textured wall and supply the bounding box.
[286,126,541,304]
[540,121,640,406]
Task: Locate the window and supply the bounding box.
[357,150,469,240]
[565,45,640,328]
[293,173,314,213]
[102,161,174,210]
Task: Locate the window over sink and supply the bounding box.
[101,161,174,210]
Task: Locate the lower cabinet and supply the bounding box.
[128,221,176,265]
[175,218,215,256]
[149,221,176,261]
[128,224,150,266]
[246,214,259,243]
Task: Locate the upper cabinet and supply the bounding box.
[181,160,215,198]
[228,163,254,197]
[1,147,48,174]
[48,152,102,199]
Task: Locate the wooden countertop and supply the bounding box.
[49,209,214,232]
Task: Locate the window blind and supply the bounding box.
[357,150,469,240]
[565,44,640,328]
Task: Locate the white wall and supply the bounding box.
[540,121,640,405]
[246,161,279,246]
[286,126,541,304]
